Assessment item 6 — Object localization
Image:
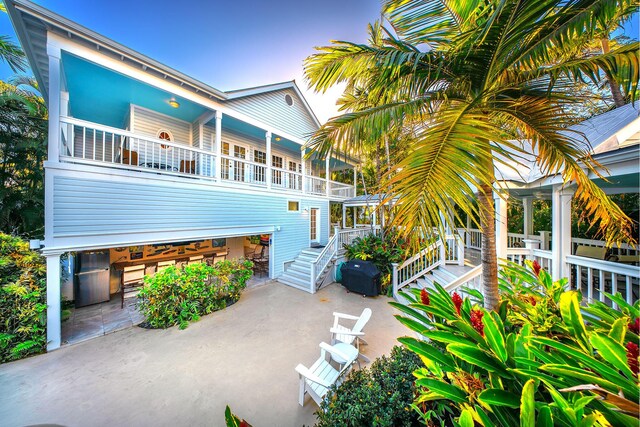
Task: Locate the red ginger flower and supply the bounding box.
[452,292,463,315]
[470,309,485,336]
[629,318,640,335]
[626,342,639,375]
[420,289,430,306]
[532,260,542,277]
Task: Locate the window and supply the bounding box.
[288,201,300,212]
[272,155,283,185]
[222,142,230,155]
[253,150,266,183]
[157,130,173,141]
[254,150,266,164]
[284,94,294,106]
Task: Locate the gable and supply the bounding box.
[225,88,318,140]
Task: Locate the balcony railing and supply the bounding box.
[58,116,355,199]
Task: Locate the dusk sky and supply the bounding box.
[0,1,638,122]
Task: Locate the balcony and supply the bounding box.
[58,116,355,200]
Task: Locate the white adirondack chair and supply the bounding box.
[295,342,356,407]
[330,308,372,362]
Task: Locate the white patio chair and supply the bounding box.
[295,342,356,407]
[330,308,372,362]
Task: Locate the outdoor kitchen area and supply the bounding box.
[61,235,271,345]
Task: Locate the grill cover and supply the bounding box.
[340,260,381,297]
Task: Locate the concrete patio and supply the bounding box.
[0,282,409,426]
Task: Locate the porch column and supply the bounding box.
[551,184,574,281]
[266,131,272,190]
[47,45,62,162]
[523,197,534,237]
[494,192,509,259]
[353,206,357,227]
[342,204,347,228]
[46,252,62,351]
[215,111,222,181]
[325,154,331,197]
[353,166,357,197]
[372,208,377,227]
[466,214,472,247]
[301,147,307,194]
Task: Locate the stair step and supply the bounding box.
[415,277,431,289]
[296,254,317,263]
[289,263,311,275]
[284,269,311,281]
[278,274,310,289]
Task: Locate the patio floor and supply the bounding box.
[0,282,409,426]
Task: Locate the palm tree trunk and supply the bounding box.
[600,37,626,107]
[478,183,500,310]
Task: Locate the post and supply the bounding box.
[325,153,330,197]
[47,45,62,162]
[353,206,357,227]
[391,262,399,300]
[353,166,357,197]
[266,131,272,190]
[310,262,316,294]
[539,230,551,251]
[551,185,574,281]
[301,147,307,194]
[46,253,62,350]
[334,226,341,253]
[342,204,347,229]
[456,231,465,266]
[494,192,509,259]
[466,214,472,248]
[215,111,222,181]
[439,239,446,265]
[523,239,540,259]
[523,197,534,237]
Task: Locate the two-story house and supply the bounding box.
[5,0,357,350]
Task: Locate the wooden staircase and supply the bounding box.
[277,247,334,292]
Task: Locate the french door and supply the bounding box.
[310,208,320,244]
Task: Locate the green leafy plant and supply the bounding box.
[343,231,408,294]
[137,259,253,329]
[0,233,47,362]
[316,345,441,427]
[392,261,640,426]
[224,405,252,427]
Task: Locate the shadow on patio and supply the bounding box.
[0,282,409,426]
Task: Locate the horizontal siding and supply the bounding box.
[52,175,329,276]
[131,105,192,145]
[226,89,317,140]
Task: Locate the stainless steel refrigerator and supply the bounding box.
[74,251,110,307]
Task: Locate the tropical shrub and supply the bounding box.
[137,259,253,329]
[343,231,408,294]
[0,233,47,362]
[393,261,640,426]
[316,345,437,427]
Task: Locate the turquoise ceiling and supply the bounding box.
[62,52,208,127]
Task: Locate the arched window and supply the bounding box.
[284,94,294,106]
[157,129,173,149]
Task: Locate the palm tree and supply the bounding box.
[304,0,639,309]
[0,3,26,73]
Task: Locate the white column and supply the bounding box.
[551,185,574,281]
[353,206,357,227]
[372,208,377,227]
[266,131,272,190]
[301,147,307,194]
[353,166,357,197]
[523,197,534,236]
[46,253,62,351]
[539,230,551,251]
[47,45,62,162]
[214,111,222,181]
[494,193,509,259]
[342,204,346,228]
[325,154,330,197]
[466,214,472,247]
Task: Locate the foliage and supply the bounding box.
[392,262,640,426]
[224,405,252,427]
[316,346,433,427]
[0,79,47,238]
[137,259,253,330]
[343,231,407,294]
[0,233,46,362]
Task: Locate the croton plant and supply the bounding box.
[392,261,639,426]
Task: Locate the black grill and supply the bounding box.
[340,260,381,297]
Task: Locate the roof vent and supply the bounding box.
[285,94,294,106]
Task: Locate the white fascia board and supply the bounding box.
[47,33,308,146]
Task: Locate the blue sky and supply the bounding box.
[0,1,638,122]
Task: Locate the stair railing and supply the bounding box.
[444,264,483,297]
[392,240,442,300]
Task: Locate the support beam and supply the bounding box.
[301,147,306,194]
[266,131,272,190]
[325,154,330,197]
[342,203,346,229]
[353,166,357,197]
[494,193,509,259]
[551,185,574,281]
[46,253,62,351]
[47,46,62,162]
[214,111,222,181]
[523,197,534,236]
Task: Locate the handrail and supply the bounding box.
[392,241,442,299]
[444,264,482,292]
[566,254,640,278]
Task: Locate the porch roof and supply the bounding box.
[343,194,398,208]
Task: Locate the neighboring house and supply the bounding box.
[5,0,357,350]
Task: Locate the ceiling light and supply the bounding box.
[275,137,281,141]
[168,97,180,108]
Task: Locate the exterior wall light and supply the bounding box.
[168,97,180,108]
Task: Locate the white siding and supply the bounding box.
[130,105,192,145]
[51,171,329,276]
[226,89,317,140]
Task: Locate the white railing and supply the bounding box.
[571,237,638,257]
[466,228,482,250]
[507,233,542,248]
[444,233,465,265]
[60,116,216,179]
[337,226,380,248]
[330,181,355,198]
[305,176,327,195]
[392,241,442,299]
[271,167,303,191]
[567,254,640,307]
[220,155,267,186]
[444,264,483,297]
